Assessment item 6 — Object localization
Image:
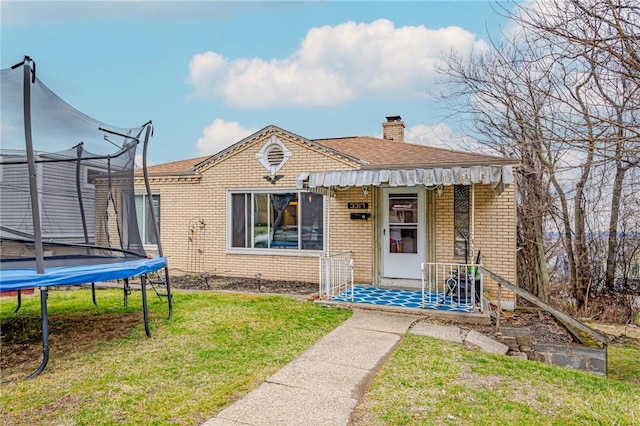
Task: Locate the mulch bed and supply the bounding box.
[469,309,576,344]
[169,274,318,295]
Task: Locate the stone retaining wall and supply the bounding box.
[532,343,607,376]
[500,326,607,376]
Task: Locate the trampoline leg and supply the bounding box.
[91,282,97,306]
[141,275,151,337]
[26,288,50,380]
[13,289,22,313]
[123,278,131,307]
[164,267,173,321]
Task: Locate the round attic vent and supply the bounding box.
[266,144,285,167]
[255,135,292,175]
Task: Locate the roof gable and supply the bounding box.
[194,125,364,173]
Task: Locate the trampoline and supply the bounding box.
[1,57,172,381]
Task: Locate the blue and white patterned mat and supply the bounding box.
[331,285,473,313]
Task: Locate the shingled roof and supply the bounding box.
[143,155,210,175]
[143,125,515,176]
[314,136,514,169]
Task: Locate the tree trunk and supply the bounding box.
[605,155,628,292]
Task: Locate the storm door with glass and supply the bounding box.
[382,188,424,279]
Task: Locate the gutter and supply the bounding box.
[360,159,519,170]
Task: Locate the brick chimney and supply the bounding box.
[382,116,405,142]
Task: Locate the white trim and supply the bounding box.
[381,187,425,279]
[225,248,323,257]
[226,188,326,253]
[134,192,160,250]
[255,135,292,175]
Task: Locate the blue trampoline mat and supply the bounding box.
[0,257,167,291]
[331,285,473,313]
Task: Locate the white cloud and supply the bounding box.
[195,118,256,155]
[134,154,156,170]
[405,123,477,151]
[188,19,489,108]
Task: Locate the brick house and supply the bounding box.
[137,116,518,310]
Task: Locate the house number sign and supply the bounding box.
[347,202,369,209]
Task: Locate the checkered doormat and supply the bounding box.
[331,285,473,313]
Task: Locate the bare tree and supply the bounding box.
[438,35,556,301]
[616,178,640,293]
[518,0,640,83]
[510,0,640,296]
[439,0,640,310]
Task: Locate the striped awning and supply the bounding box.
[296,165,514,190]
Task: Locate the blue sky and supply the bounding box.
[1,1,515,165]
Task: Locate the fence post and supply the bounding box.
[318,256,323,298]
[350,259,354,302]
[496,283,502,331]
[421,262,425,309]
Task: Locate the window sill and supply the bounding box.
[225,248,324,257]
[143,245,159,253]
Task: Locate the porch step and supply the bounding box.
[378,278,422,289]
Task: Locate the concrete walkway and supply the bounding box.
[201,309,421,426]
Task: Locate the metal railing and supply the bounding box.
[319,251,354,300]
[421,262,483,312]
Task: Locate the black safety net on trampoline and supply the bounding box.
[1,57,172,382]
[1,59,155,266]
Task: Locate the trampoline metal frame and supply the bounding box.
[1,57,173,383]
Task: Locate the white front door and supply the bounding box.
[382,188,424,279]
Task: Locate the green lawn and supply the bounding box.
[3,289,639,426]
[351,334,640,426]
[0,289,351,425]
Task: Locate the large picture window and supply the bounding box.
[230,191,324,251]
[135,194,160,246]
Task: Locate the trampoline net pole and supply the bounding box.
[21,59,45,274]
